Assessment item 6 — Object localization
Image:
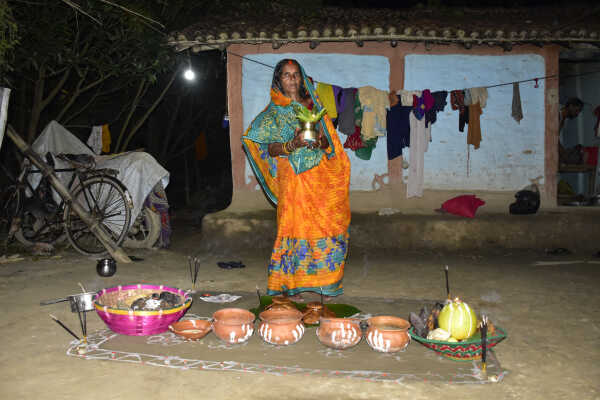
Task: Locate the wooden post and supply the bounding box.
[6,125,132,263]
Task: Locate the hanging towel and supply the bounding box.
[470,87,488,108]
[338,88,356,135]
[398,90,421,106]
[359,86,389,140]
[511,82,523,124]
[386,99,412,160]
[101,124,111,153]
[451,90,468,132]
[467,103,483,149]
[316,82,338,119]
[87,125,103,154]
[425,91,448,128]
[407,111,431,198]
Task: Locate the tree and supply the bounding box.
[5,0,203,145]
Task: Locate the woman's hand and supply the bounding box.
[290,127,308,150]
[310,124,329,150]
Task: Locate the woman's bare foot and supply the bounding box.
[287,293,304,302]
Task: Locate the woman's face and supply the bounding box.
[280,63,302,98]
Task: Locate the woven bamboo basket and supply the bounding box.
[93,284,192,336]
[408,326,507,361]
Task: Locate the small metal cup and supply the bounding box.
[97,258,117,277]
[68,292,96,312]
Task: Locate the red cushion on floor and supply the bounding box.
[583,146,598,167]
[441,195,485,218]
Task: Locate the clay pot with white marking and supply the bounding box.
[258,308,305,345]
[316,317,362,350]
[365,316,411,353]
[212,308,255,344]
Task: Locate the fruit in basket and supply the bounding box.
[426,328,451,341]
[438,298,477,340]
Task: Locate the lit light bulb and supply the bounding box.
[183,68,196,81]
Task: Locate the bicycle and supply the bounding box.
[6,153,132,256]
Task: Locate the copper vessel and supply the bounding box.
[316,317,362,349]
[365,316,411,353]
[258,308,305,345]
[212,308,255,344]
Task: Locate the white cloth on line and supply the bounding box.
[87,125,103,155]
[407,111,431,198]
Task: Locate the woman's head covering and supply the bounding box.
[271,59,310,100]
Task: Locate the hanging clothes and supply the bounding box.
[87,125,103,155]
[332,85,345,115]
[343,126,365,151]
[412,89,435,121]
[464,89,473,106]
[386,97,412,160]
[511,82,523,124]
[101,124,111,153]
[467,103,483,149]
[450,90,469,132]
[358,86,389,140]
[425,91,448,128]
[337,88,356,135]
[195,131,208,160]
[388,92,399,107]
[316,82,338,119]
[355,137,378,160]
[470,87,488,108]
[398,90,421,106]
[407,111,431,198]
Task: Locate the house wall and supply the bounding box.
[226,42,559,213]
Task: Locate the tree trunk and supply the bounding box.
[118,69,178,153]
[114,79,145,152]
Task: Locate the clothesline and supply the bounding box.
[216,44,600,94]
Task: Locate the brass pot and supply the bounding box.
[300,121,317,143]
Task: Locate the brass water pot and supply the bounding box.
[300,121,318,143]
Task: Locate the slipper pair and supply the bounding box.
[217,261,245,269]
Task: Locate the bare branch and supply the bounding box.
[118,69,177,152]
[60,0,103,26]
[97,0,165,28]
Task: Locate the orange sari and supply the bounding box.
[242,75,351,296]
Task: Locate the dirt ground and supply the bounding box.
[0,215,599,400]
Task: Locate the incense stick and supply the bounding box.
[444,265,450,299]
[256,285,262,311]
[481,314,488,374]
[49,314,80,341]
[193,257,200,288]
[320,287,324,306]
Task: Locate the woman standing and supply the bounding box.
[242,59,351,301]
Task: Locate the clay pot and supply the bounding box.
[302,302,336,325]
[169,319,211,340]
[365,316,411,353]
[316,317,362,349]
[258,308,305,345]
[265,295,297,311]
[212,308,255,344]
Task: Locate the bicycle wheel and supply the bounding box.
[124,206,161,249]
[64,175,132,256]
[1,185,21,226]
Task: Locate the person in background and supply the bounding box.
[559,97,584,164]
